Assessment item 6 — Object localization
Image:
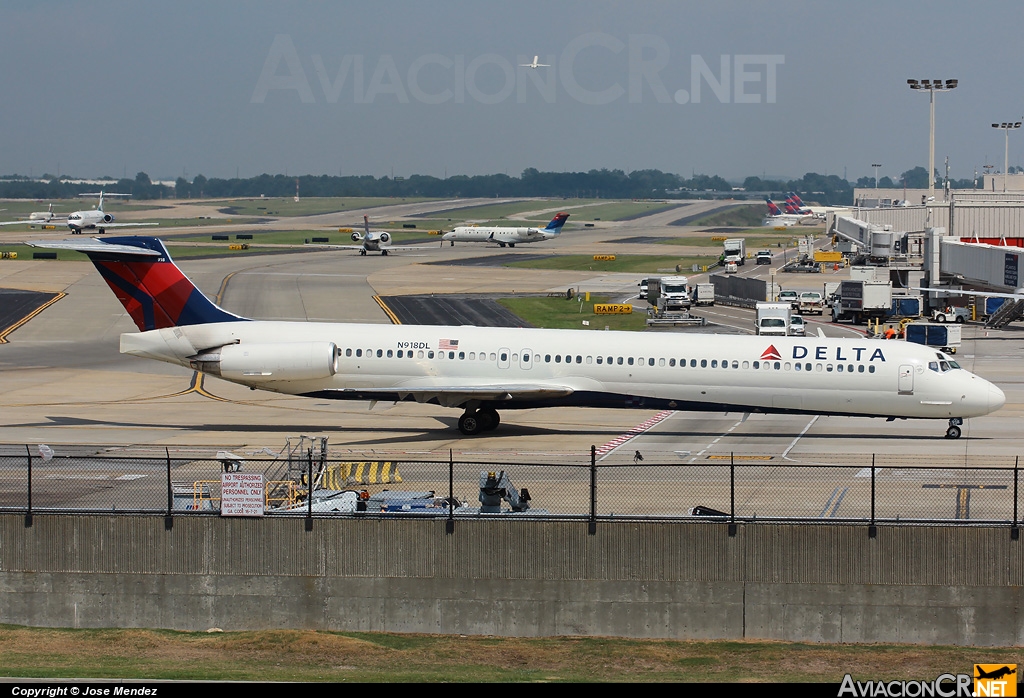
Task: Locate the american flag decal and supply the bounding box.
[439,339,459,351]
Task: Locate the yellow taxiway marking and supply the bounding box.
[0,291,66,344]
[373,295,402,325]
[160,372,232,402]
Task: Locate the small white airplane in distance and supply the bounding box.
[443,212,569,248]
[325,215,393,256]
[0,203,62,227]
[65,191,160,235]
[29,203,60,222]
[520,56,550,69]
[25,236,1006,439]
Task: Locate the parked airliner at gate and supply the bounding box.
[30,237,1005,437]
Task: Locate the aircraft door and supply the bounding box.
[898,364,914,394]
[498,348,510,369]
[520,348,533,370]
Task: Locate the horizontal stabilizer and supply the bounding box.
[28,238,162,255]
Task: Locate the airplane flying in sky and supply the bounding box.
[29,236,1004,439]
[519,56,550,69]
[65,191,160,235]
[442,212,569,247]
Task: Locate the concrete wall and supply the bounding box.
[1,515,1022,645]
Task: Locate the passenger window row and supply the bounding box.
[341,347,877,373]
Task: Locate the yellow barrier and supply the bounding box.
[594,304,633,314]
[339,227,353,233]
[710,236,728,241]
[592,254,616,261]
[0,251,17,259]
[813,251,843,262]
[321,461,403,487]
[228,243,249,250]
[428,230,442,235]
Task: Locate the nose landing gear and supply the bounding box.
[945,417,963,439]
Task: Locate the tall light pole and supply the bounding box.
[871,163,882,188]
[991,121,1022,192]
[908,79,958,201]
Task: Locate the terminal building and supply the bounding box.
[823,177,1024,326]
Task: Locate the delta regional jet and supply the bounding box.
[29,236,1005,437]
[442,212,569,248]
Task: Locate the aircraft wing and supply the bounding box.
[0,219,64,227]
[915,286,1024,300]
[336,383,575,408]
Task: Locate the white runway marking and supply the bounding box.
[782,416,819,458]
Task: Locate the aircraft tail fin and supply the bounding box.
[765,198,783,216]
[543,212,570,233]
[363,214,370,236]
[28,236,246,332]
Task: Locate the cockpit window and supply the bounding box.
[929,361,939,372]
[939,361,951,372]
[948,360,961,369]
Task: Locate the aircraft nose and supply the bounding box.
[990,383,1006,411]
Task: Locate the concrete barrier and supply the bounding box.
[1,515,1021,644]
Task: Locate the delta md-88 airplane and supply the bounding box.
[30,236,1005,437]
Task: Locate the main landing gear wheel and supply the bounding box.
[382,249,388,256]
[360,249,366,256]
[458,412,482,435]
[946,418,963,439]
[478,407,500,430]
[458,408,501,435]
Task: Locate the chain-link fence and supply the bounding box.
[0,448,1020,524]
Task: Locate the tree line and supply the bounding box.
[2,166,957,206]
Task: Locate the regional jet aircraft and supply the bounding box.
[442,213,569,248]
[0,203,62,227]
[333,215,393,256]
[27,236,1006,437]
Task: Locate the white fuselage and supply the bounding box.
[442,226,555,245]
[119,322,1004,420]
[67,209,113,231]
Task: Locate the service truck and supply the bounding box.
[723,238,746,266]
[755,302,791,336]
[648,275,691,311]
[692,282,715,306]
[833,280,892,324]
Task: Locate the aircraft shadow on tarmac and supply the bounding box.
[21,416,990,443]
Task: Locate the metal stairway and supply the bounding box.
[985,298,1024,328]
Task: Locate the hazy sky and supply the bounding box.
[3,1,1023,184]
